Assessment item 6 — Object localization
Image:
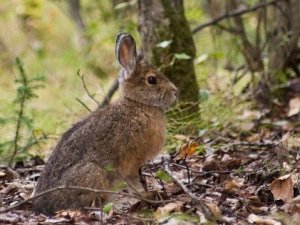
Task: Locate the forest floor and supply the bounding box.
[0,108,300,225]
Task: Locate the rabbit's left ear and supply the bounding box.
[115,33,137,78]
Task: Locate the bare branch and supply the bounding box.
[164,164,214,220]
[76,97,92,112]
[192,0,284,34]
[99,77,119,108]
[0,185,173,214]
[77,69,100,106]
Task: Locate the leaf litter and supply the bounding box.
[0,111,300,224]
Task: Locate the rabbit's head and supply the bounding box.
[116,33,177,110]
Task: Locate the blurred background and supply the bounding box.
[0,0,299,164]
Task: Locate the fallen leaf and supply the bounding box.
[248,214,281,225]
[224,178,244,193]
[154,202,183,220]
[44,217,71,224]
[206,202,222,220]
[103,202,113,214]
[282,134,300,150]
[0,171,6,177]
[288,96,300,117]
[0,213,20,223]
[270,174,294,203]
[178,141,200,159]
[155,169,173,183]
[238,110,262,120]
[174,134,188,141]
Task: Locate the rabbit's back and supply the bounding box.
[34,99,166,214]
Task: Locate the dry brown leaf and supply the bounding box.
[206,202,222,220]
[0,213,20,224]
[238,110,262,120]
[248,214,281,225]
[154,202,183,220]
[224,178,244,193]
[288,96,300,117]
[282,134,300,150]
[270,174,294,203]
[178,141,200,159]
[174,134,188,141]
[0,171,6,177]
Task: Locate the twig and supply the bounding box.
[171,163,232,175]
[99,78,119,108]
[76,97,91,112]
[192,0,283,34]
[0,185,173,214]
[97,1,283,107]
[77,69,100,106]
[229,141,277,148]
[182,155,191,183]
[164,164,214,220]
[115,171,142,197]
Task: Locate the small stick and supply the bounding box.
[0,185,173,214]
[192,0,283,34]
[77,69,100,106]
[99,78,119,108]
[76,97,92,112]
[164,165,214,220]
[171,163,232,175]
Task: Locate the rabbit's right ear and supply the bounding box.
[115,33,137,79]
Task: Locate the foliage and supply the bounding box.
[0,0,298,161]
[0,58,47,165]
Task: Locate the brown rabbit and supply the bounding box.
[34,33,177,215]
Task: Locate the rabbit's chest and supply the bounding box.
[118,112,166,176]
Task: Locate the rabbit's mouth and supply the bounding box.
[169,93,177,107]
[163,91,177,109]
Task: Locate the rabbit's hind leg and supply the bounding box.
[63,161,111,209]
[34,161,110,215]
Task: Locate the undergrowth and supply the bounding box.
[0,58,47,165]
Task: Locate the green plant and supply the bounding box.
[0,57,47,165]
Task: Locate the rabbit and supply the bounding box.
[33,33,177,215]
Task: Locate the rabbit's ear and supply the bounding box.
[115,33,137,78]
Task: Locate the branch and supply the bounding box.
[0,185,173,214]
[99,78,119,108]
[77,70,100,106]
[164,164,214,220]
[99,0,283,107]
[192,0,283,34]
[171,163,232,175]
[76,97,92,112]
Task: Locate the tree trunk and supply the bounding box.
[137,0,199,112]
[268,0,300,80]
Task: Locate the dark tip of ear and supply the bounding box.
[116,32,131,43]
[115,32,136,60]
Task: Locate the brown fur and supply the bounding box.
[34,33,177,215]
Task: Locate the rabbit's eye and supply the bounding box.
[147,76,157,85]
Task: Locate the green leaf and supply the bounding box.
[104,164,114,172]
[199,89,210,102]
[0,117,7,126]
[155,169,173,183]
[156,40,173,48]
[112,181,127,191]
[195,54,209,64]
[20,115,33,128]
[103,202,113,214]
[114,0,136,10]
[174,53,191,60]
